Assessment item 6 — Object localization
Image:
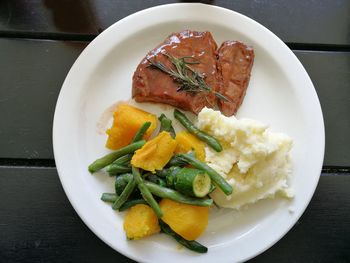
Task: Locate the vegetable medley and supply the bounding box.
[88,103,233,253]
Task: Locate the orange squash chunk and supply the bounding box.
[131,131,177,172]
[175,131,206,161]
[106,104,157,150]
[123,204,160,240]
[160,199,209,240]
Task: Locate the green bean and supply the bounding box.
[118,199,148,212]
[174,109,222,152]
[159,220,208,253]
[144,181,213,206]
[156,166,181,187]
[146,174,167,187]
[101,193,118,203]
[115,173,133,195]
[158,114,176,138]
[88,140,145,173]
[176,153,233,195]
[156,166,180,178]
[167,156,187,167]
[131,122,151,142]
[106,164,131,175]
[132,166,163,218]
[112,177,137,210]
[166,151,196,167]
[160,118,173,134]
[111,154,132,165]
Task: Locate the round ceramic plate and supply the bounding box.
[53,3,324,262]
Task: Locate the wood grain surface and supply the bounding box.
[0,0,349,46]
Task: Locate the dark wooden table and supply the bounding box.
[1,1,349,262]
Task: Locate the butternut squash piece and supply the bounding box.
[159,199,209,240]
[175,131,206,161]
[106,104,157,150]
[123,204,160,240]
[131,131,177,172]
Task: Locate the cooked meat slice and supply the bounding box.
[132,30,220,114]
[217,41,254,116]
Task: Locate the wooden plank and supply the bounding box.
[0,38,349,166]
[0,39,87,159]
[0,167,349,262]
[0,167,133,263]
[295,52,350,167]
[0,0,98,35]
[0,0,349,46]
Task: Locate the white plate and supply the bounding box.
[53,3,324,262]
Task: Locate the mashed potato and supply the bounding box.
[197,108,294,209]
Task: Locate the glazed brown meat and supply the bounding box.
[132,31,254,116]
[217,41,254,116]
[132,30,220,114]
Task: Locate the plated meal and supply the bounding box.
[88,30,294,253]
[53,4,324,262]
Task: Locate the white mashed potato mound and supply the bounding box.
[197,107,294,209]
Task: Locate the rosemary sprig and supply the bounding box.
[147,53,230,103]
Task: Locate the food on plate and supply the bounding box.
[123,204,160,240]
[131,131,178,172]
[106,155,132,175]
[112,172,137,210]
[144,180,213,207]
[159,220,208,253]
[114,173,134,195]
[88,140,145,173]
[197,107,294,209]
[133,30,219,114]
[158,113,176,138]
[88,30,294,255]
[217,41,254,116]
[174,108,222,152]
[89,106,234,252]
[174,131,206,162]
[159,199,209,241]
[89,103,294,253]
[163,167,211,198]
[132,30,254,116]
[106,103,157,150]
[174,152,233,195]
[132,166,164,218]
